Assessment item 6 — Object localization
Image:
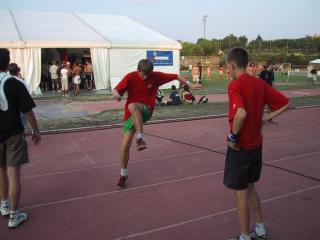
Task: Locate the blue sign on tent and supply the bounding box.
[147,51,173,66]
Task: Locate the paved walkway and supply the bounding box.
[34,88,320,120]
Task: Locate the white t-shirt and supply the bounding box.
[60,68,68,79]
[49,65,59,79]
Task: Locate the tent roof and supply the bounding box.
[0,10,181,49]
[310,59,320,64]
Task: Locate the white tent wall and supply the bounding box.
[9,48,41,95]
[90,48,110,90]
[109,49,180,89]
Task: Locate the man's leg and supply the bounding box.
[128,103,144,135]
[7,166,21,212]
[248,183,266,238]
[0,166,8,201]
[7,166,28,228]
[0,166,9,216]
[117,129,135,189]
[234,189,250,237]
[248,183,262,223]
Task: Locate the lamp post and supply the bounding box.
[202,15,208,39]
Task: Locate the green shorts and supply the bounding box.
[123,105,152,132]
[0,133,29,167]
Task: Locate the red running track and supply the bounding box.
[1,107,320,240]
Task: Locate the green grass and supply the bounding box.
[36,95,320,131]
[33,70,318,103]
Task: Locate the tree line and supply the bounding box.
[179,35,320,65]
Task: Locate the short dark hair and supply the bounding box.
[0,48,10,71]
[137,59,154,74]
[8,63,20,75]
[266,60,273,67]
[171,85,176,90]
[226,47,248,69]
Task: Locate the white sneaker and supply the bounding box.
[8,211,28,228]
[0,205,10,216]
[255,223,266,239]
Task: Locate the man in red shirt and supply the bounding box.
[224,48,290,240]
[113,59,194,189]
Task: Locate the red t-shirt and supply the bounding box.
[115,71,178,121]
[228,73,289,149]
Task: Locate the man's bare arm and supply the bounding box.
[25,110,41,145]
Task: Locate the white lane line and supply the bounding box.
[292,91,310,95]
[21,150,207,180]
[69,139,95,166]
[21,171,224,210]
[267,151,320,164]
[113,184,320,240]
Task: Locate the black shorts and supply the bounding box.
[223,146,262,190]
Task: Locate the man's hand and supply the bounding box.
[32,129,41,145]
[114,95,121,102]
[228,141,240,151]
[112,89,122,102]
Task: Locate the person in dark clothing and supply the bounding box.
[167,85,182,105]
[197,62,203,81]
[0,48,41,229]
[259,61,274,87]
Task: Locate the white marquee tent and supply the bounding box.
[0,10,181,94]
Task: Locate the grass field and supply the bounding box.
[34,71,319,102]
[36,95,320,131]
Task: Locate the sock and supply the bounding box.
[120,168,128,177]
[239,234,250,240]
[255,222,266,236]
[137,133,144,140]
[1,199,8,207]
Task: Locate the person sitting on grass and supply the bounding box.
[112,59,198,189]
[167,85,182,106]
[181,84,195,104]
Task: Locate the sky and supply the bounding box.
[0,0,319,42]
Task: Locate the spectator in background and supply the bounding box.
[85,60,94,90]
[181,84,195,104]
[49,60,59,92]
[60,64,69,97]
[198,62,203,81]
[248,62,258,77]
[8,63,30,127]
[259,61,277,124]
[188,63,192,74]
[311,65,317,87]
[307,64,313,82]
[66,62,72,93]
[207,64,211,80]
[192,63,200,84]
[72,63,81,96]
[156,89,164,105]
[259,61,274,87]
[167,85,182,106]
[219,64,224,80]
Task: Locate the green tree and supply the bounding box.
[191,45,204,56]
[238,35,248,48]
[196,38,214,55]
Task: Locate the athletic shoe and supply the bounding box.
[136,138,147,151]
[254,224,267,239]
[0,205,10,216]
[8,211,28,228]
[116,175,128,190]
